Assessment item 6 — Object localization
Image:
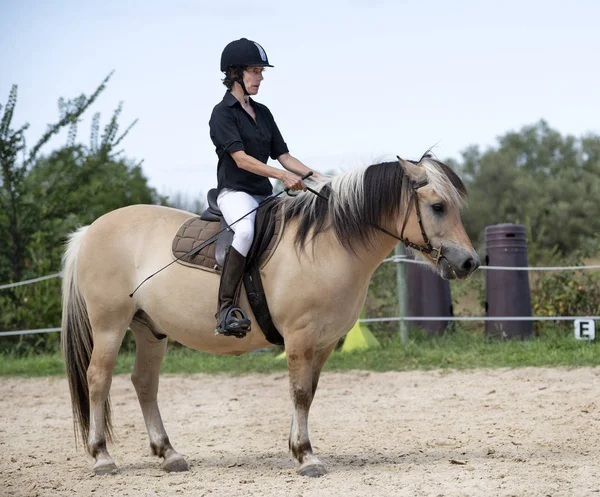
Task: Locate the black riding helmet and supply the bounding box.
[220,38,273,71]
[221,38,273,95]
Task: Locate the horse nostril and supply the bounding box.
[462,257,474,273]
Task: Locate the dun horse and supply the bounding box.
[61,156,479,477]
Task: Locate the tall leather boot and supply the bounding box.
[215,246,252,338]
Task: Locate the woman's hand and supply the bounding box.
[280,171,307,191]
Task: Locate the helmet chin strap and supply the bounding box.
[232,67,250,102]
[235,78,250,97]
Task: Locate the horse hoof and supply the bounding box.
[163,456,189,472]
[93,461,118,475]
[299,464,327,478]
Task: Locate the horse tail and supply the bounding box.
[61,226,113,445]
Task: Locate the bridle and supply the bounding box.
[372,179,446,265]
[296,167,449,266]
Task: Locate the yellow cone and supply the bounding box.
[340,320,380,353]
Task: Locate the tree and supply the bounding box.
[0,73,114,282]
[0,75,165,352]
[455,120,600,256]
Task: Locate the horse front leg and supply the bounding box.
[286,338,336,477]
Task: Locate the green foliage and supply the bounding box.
[1,85,30,283]
[0,76,166,354]
[456,120,600,255]
[28,145,163,226]
[531,267,600,335]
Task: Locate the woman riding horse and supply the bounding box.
[61,153,480,477]
[211,38,318,337]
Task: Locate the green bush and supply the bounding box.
[531,266,600,335]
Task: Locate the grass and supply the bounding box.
[1,327,599,377]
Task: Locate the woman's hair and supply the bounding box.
[222,66,244,90]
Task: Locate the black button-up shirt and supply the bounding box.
[209,91,289,195]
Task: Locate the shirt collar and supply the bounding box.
[223,91,254,107]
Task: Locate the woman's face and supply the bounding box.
[242,66,265,95]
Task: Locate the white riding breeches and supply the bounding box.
[217,189,270,257]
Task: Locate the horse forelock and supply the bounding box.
[419,157,467,207]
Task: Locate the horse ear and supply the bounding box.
[397,156,427,182]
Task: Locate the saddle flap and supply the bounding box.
[216,219,233,267]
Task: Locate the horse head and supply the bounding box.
[396,155,480,280]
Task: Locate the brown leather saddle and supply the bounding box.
[171,189,284,345]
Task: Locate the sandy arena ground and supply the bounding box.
[1,368,600,497]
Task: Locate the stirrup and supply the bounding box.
[215,307,251,339]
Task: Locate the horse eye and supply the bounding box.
[431,203,445,214]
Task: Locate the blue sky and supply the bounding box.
[2,0,598,200]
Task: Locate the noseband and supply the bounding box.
[373,180,446,265]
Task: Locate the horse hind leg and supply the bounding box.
[86,321,128,475]
[130,311,189,472]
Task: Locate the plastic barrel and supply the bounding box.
[484,224,533,339]
[406,253,453,333]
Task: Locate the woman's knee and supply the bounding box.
[233,222,255,255]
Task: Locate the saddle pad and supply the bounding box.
[171,205,284,273]
[172,218,222,272]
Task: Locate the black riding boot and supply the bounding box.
[215,246,251,338]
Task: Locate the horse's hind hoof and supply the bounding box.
[93,461,118,475]
[299,464,327,478]
[163,455,189,473]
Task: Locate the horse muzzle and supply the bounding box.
[436,245,480,280]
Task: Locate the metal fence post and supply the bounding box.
[395,244,409,344]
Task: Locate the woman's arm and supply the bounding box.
[231,151,306,191]
[276,153,311,176]
[277,153,325,181]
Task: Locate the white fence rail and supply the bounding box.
[360,316,598,323]
[384,255,600,271]
[0,328,61,337]
[0,273,62,290]
[1,260,598,337]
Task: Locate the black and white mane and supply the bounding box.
[282,155,467,253]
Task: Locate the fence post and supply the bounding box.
[405,251,453,334]
[485,223,533,339]
[395,244,409,344]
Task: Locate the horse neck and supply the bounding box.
[356,230,399,274]
[314,226,398,278]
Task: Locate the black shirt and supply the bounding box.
[209,91,289,195]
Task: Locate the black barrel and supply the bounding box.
[484,224,533,339]
[406,253,453,333]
